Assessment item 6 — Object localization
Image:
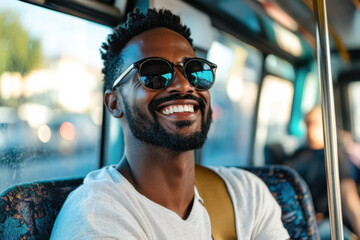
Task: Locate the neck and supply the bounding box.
[309,141,324,150]
[116,138,196,219]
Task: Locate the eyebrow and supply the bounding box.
[182,57,195,62]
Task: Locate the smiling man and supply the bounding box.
[51,8,289,240]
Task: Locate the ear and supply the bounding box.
[104,90,124,118]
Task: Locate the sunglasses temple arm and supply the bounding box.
[112,64,135,89]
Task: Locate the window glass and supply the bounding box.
[261,18,311,58]
[273,23,302,57]
[302,71,320,114]
[0,1,112,192]
[196,0,261,33]
[201,30,262,166]
[348,82,360,142]
[265,54,295,81]
[105,115,124,166]
[292,64,320,139]
[254,75,294,165]
[287,64,318,138]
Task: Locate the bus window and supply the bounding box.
[265,54,295,81]
[254,74,294,165]
[284,62,319,139]
[201,29,262,166]
[195,0,262,34]
[302,71,320,115]
[348,82,360,142]
[272,23,302,57]
[0,1,112,192]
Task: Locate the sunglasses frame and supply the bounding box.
[112,57,217,91]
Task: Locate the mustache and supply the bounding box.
[148,94,206,114]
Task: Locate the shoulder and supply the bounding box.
[209,166,290,239]
[208,166,275,208]
[209,166,267,192]
[291,146,313,158]
[51,166,141,239]
[63,166,130,205]
[63,165,135,210]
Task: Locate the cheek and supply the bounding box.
[201,92,211,110]
[124,84,157,113]
[199,90,210,101]
[316,128,323,139]
[134,87,157,109]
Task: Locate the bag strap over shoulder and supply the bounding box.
[194,164,237,240]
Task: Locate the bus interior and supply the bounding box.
[1,0,360,238]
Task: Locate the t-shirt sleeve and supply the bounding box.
[251,177,289,240]
[212,167,290,240]
[50,186,148,240]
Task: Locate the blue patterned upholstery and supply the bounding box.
[244,165,320,240]
[0,166,319,239]
[0,178,82,240]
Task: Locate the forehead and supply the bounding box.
[121,27,196,65]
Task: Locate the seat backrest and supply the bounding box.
[264,143,288,165]
[0,178,83,240]
[244,165,320,240]
[0,166,319,240]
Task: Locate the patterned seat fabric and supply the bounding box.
[0,178,83,240]
[245,165,320,240]
[0,166,319,240]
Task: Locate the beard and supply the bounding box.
[122,94,212,152]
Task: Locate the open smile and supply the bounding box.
[162,104,194,114]
[156,100,200,120]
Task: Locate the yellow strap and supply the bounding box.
[195,164,237,240]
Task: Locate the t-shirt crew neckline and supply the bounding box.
[108,165,204,223]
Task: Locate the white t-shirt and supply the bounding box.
[51,166,289,240]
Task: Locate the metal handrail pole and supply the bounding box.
[313,0,344,239]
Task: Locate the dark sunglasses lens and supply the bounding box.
[185,60,214,90]
[139,59,173,90]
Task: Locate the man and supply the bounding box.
[51,8,289,239]
[289,106,360,238]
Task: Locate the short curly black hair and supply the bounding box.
[100,8,194,90]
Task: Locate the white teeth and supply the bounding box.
[189,105,194,112]
[162,105,195,115]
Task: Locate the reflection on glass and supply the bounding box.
[0,1,112,192]
[202,30,262,166]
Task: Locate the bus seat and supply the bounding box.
[0,178,83,240]
[264,143,287,164]
[0,166,319,240]
[245,165,320,240]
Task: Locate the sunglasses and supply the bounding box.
[112,57,217,91]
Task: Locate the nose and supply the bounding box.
[165,68,195,94]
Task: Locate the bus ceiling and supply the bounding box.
[186,0,358,65]
[19,0,125,26]
[19,0,360,66]
[246,0,358,64]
